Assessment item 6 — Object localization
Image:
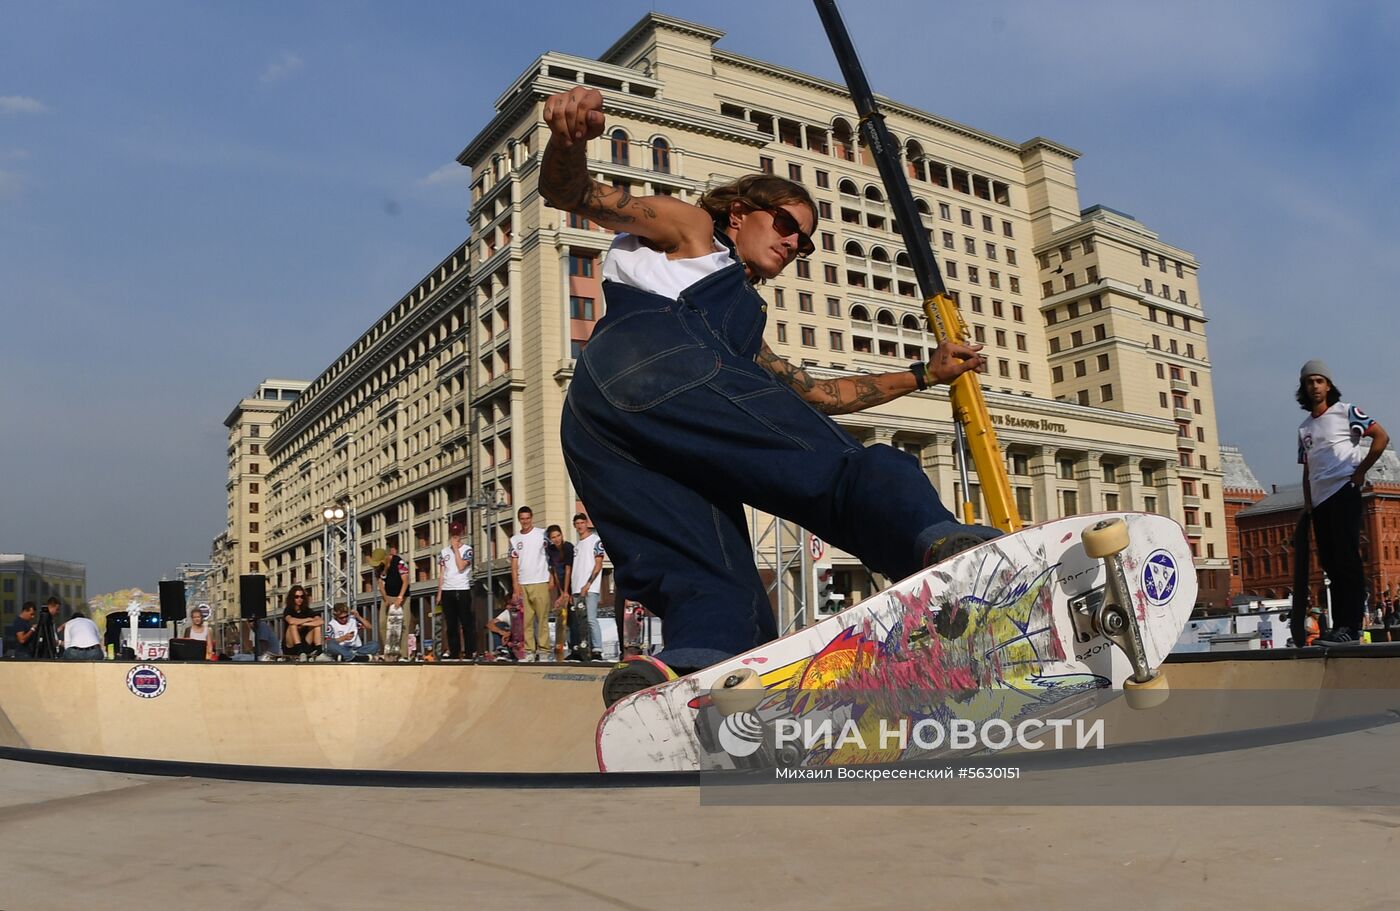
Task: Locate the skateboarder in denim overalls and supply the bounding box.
[539,86,999,705]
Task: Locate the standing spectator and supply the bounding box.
[437,521,475,659]
[571,513,606,660]
[32,596,61,659]
[60,608,103,660]
[509,506,552,662]
[4,602,38,659]
[282,585,323,658]
[546,524,575,660]
[185,607,215,660]
[324,603,379,662]
[373,544,410,659]
[1298,360,1390,645]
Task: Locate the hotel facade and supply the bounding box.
[244,13,1231,622]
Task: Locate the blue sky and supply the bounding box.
[3,1,1397,594]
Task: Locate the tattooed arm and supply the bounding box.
[539,86,712,254]
[755,340,987,415]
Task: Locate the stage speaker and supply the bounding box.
[167,638,207,661]
[159,580,186,622]
[239,575,267,620]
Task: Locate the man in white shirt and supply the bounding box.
[324,603,379,662]
[571,513,606,659]
[509,506,552,661]
[1297,359,1389,644]
[60,608,103,660]
[437,521,475,659]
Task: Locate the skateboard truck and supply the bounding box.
[1077,518,1169,710]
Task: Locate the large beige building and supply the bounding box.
[211,379,309,620]
[243,12,1230,619]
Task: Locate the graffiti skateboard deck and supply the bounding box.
[596,513,1195,772]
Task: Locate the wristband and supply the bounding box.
[910,362,929,391]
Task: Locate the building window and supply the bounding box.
[760,156,774,174]
[1100,384,1114,402]
[1010,277,1020,294]
[1016,333,1027,351]
[1105,492,1119,511]
[818,201,832,219]
[651,138,670,173]
[1062,489,1079,516]
[1074,359,1087,378]
[798,292,813,312]
[1144,278,1154,294]
[823,263,838,283]
[961,208,972,226]
[1093,323,1106,341]
[982,214,993,232]
[829,330,844,350]
[1076,390,1089,406]
[249,522,259,533]
[249,483,259,495]
[827,297,841,317]
[939,203,951,220]
[249,463,260,474]
[815,170,830,189]
[249,502,259,514]
[1002,220,1013,237]
[773,288,785,309]
[822,232,835,252]
[995,329,1007,347]
[1018,363,1030,381]
[1097,354,1110,371]
[249,426,260,438]
[249,562,259,573]
[776,323,787,343]
[568,255,594,277]
[568,212,591,229]
[796,259,810,279]
[970,295,983,313]
[610,129,629,166]
[569,296,595,320]
[249,444,260,455]
[1052,365,1064,383]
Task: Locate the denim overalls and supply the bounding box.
[562,236,957,670]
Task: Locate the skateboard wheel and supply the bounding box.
[1082,518,1130,559]
[1123,671,1169,710]
[709,668,765,716]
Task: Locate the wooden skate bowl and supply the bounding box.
[0,648,1397,781]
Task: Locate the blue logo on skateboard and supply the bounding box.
[1142,550,1177,605]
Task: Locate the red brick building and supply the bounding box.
[1237,449,1400,609]
[1220,445,1266,601]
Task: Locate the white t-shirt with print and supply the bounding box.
[1299,402,1376,506]
[439,542,473,591]
[572,533,606,595]
[327,615,362,648]
[509,527,551,585]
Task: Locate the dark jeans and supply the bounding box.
[441,589,477,657]
[1312,482,1366,629]
[562,265,957,670]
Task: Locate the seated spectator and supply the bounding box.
[487,608,523,661]
[4,602,38,659]
[60,608,103,660]
[324,603,379,662]
[184,608,215,660]
[282,585,323,658]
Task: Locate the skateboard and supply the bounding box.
[567,596,592,659]
[505,597,526,661]
[621,603,652,658]
[384,604,404,660]
[596,512,1195,772]
[1290,514,1311,647]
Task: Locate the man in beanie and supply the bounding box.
[1297,359,1389,644]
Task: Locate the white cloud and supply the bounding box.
[416,162,465,187]
[259,51,304,85]
[0,96,49,115]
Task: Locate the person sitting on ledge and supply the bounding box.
[282,585,323,659]
[325,603,380,662]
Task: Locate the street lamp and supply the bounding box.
[467,486,511,628]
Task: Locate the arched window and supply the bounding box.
[610,129,630,166]
[651,137,670,173]
[914,198,932,217]
[877,309,896,326]
[902,314,921,331]
[896,252,912,267]
[864,185,884,204]
[838,178,859,196]
[870,246,891,263]
[832,118,855,162]
[844,240,865,257]
[905,140,926,181]
[850,304,871,322]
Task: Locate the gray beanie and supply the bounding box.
[1300,359,1333,383]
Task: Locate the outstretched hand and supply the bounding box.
[544,86,606,149]
[927,340,986,385]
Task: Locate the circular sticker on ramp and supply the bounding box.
[1141,549,1178,606]
[126,665,167,699]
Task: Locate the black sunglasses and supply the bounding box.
[764,207,815,258]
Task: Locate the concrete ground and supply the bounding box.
[1,750,1397,911]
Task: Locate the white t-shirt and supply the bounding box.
[510,527,551,585]
[327,615,362,648]
[62,617,101,649]
[572,533,606,595]
[186,625,209,642]
[1299,402,1375,506]
[601,234,733,300]
[439,542,474,591]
